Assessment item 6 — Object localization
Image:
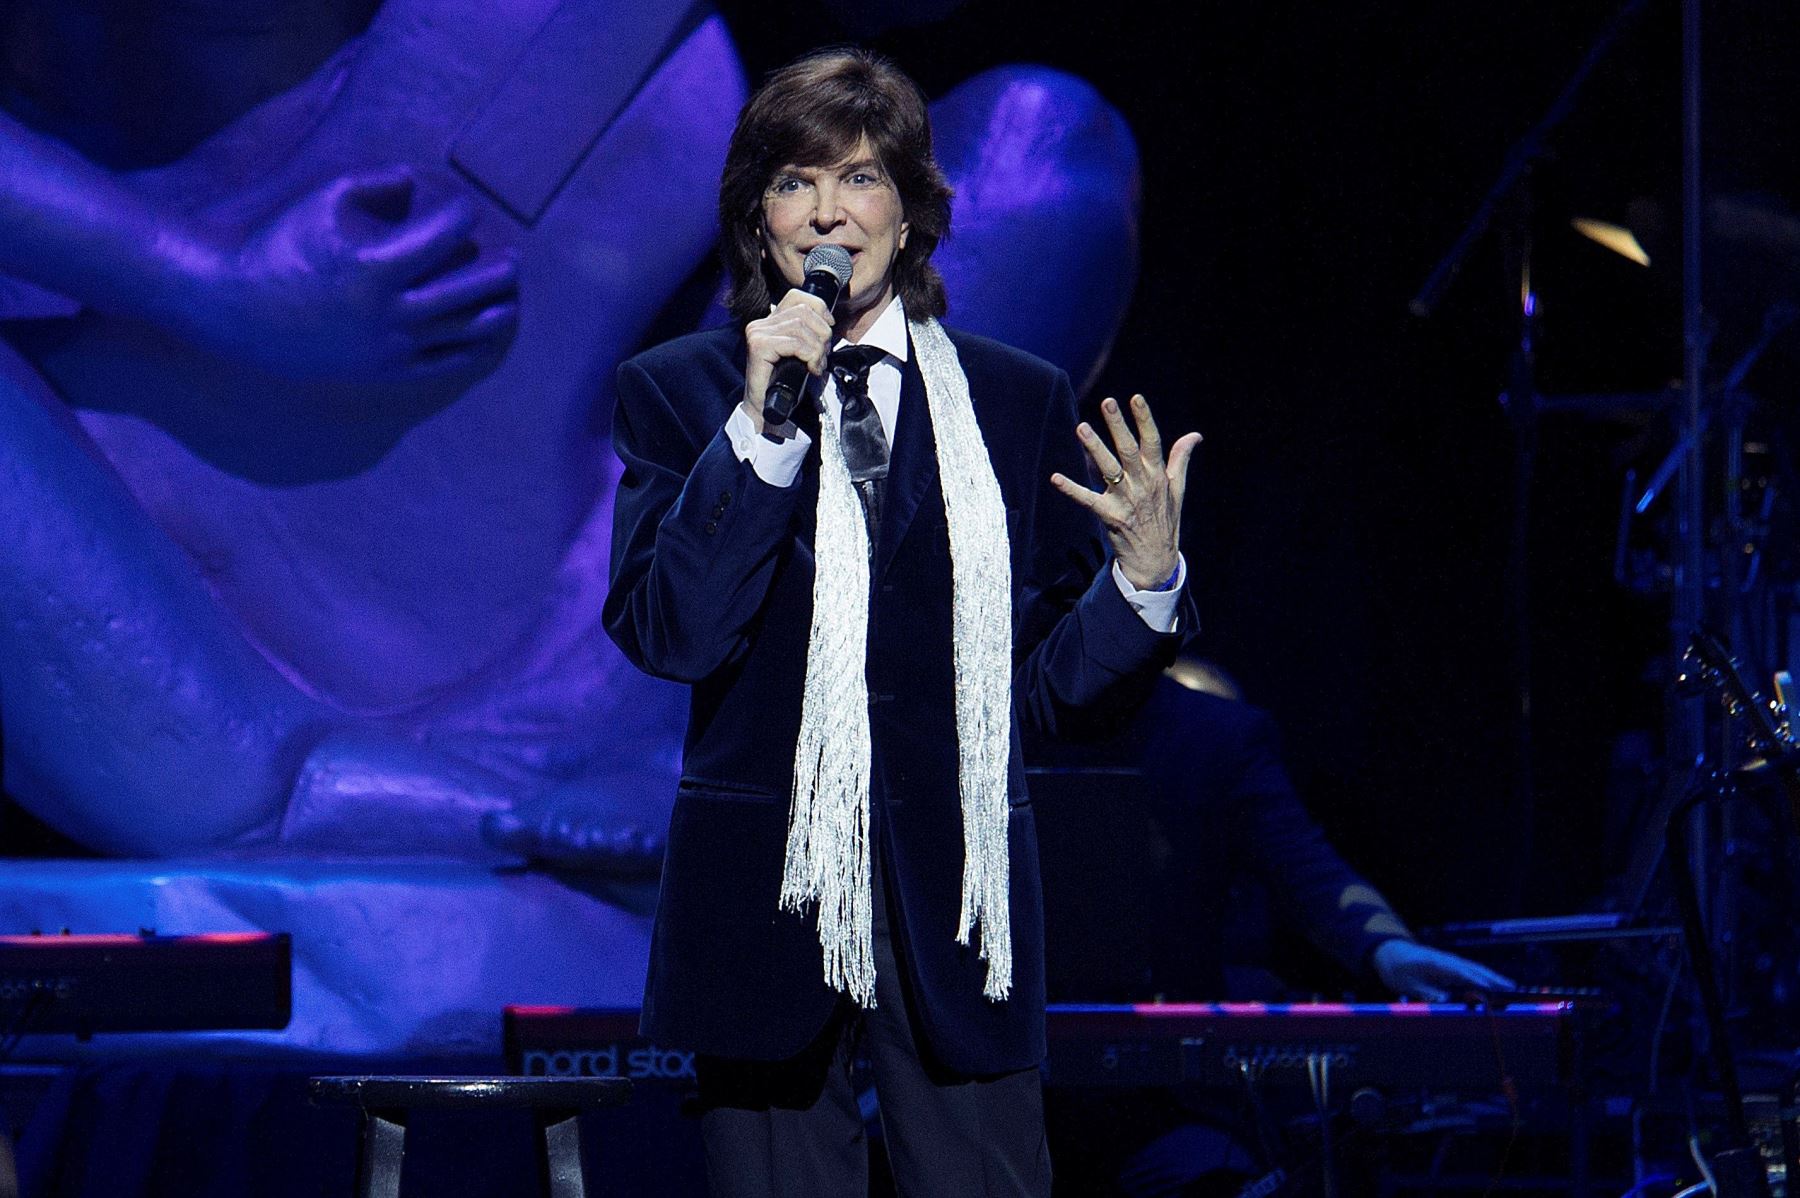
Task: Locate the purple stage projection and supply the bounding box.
[0,0,1141,1064]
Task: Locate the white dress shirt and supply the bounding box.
[724,296,1186,632]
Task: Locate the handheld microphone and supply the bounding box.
[763,244,854,429]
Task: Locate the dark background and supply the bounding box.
[724,0,1799,933]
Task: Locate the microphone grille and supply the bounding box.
[803,244,854,286]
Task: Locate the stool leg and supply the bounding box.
[355,1107,407,1198]
[0,1130,17,1198]
[537,1108,587,1198]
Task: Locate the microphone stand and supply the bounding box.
[1408,0,1650,320]
[1408,0,1649,917]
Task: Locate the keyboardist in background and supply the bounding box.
[1027,654,1511,1195]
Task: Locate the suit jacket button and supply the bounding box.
[718,491,732,508]
[704,521,718,534]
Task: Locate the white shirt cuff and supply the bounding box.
[726,402,812,488]
[1112,555,1186,634]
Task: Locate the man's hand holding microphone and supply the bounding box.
[741,246,853,440]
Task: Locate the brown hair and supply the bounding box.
[719,47,953,324]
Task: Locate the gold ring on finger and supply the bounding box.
[1102,469,1125,487]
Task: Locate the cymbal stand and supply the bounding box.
[1408,0,1650,916]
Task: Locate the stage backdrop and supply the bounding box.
[0,0,1143,1062]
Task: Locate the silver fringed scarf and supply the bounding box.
[779,316,1014,1007]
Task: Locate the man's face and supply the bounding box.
[761,135,909,339]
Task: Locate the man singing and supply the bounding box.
[603,47,1200,1196]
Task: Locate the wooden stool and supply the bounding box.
[309,1076,631,1198]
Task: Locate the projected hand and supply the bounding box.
[187,167,519,382]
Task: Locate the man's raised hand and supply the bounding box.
[1050,394,1201,589]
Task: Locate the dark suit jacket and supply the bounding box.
[1029,682,1408,1003]
[603,322,1188,1075]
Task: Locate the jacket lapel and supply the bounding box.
[873,336,938,582]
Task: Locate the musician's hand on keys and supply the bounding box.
[1372,940,1514,1004]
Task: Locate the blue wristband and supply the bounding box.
[1150,561,1182,592]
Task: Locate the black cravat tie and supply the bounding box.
[829,343,891,548]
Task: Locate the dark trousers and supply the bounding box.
[695,852,1051,1197]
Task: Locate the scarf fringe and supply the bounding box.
[915,318,1014,1002]
[780,317,1014,1007]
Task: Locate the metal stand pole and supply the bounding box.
[1666,778,1772,1198]
[1670,0,1708,766]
